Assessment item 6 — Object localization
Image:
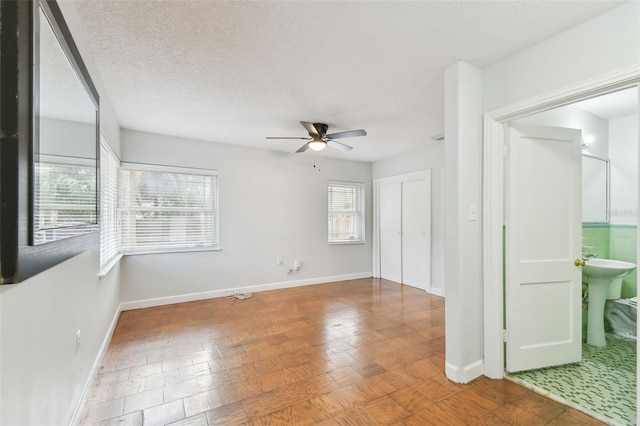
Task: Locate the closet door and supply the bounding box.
[401,178,431,290]
[379,182,402,283]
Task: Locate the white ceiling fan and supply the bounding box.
[266,121,367,153]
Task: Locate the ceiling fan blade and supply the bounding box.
[296,142,311,153]
[327,140,353,151]
[300,121,320,137]
[265,137,308,140]
[326,129,367,139]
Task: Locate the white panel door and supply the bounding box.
[380,182,402,283]
[401,177,431,290]
[506,123,582,372]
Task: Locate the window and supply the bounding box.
[33,155,98,245]
[120,163,219,254]
[328,181,365,244]
[99,139,120,271]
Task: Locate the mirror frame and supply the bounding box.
[0,0,100,284]
[33,0,100,245]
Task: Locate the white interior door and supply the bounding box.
[380,182,402,283]
[505,123,582,372]
[401,177,431,290]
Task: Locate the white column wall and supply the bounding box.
[444,62,484,383]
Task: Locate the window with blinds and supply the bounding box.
[328,181,365,244]
[100,140,120,270]
[33,155,98,245]
[120,163,219,254]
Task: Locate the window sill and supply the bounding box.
[122,247,222,256]
[98,253,123,278]
[329,240,366,245]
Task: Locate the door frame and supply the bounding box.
[373,170,431,285]
[483,65,640,379]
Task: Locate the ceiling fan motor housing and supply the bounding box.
[312,123,328,137]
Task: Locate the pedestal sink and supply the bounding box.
[583,259,636,346]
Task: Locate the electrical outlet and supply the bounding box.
[76,329,81,353]
[277,257,283,265]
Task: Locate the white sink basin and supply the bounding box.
[583,259,636,279]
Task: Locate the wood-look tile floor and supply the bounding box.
[78,279,604,425]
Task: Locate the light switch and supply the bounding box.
[470,204,477,221]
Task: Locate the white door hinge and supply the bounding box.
[503,144,510,158]
[503,329,508,342]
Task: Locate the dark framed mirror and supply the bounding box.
[0,0,100,284]
[34,1,99,245]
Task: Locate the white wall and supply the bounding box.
[119,129,372,304]
[0,253,121,425]
[483,1,640,113]
[40,117,98,158]
[0,3,122,425]
[609,114,639,225]
[444,61,484,383]
[372,144,446,294]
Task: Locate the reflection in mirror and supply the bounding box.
[582,154,609,223]
[34,4,98,245]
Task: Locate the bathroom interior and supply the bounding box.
[507,87,639,425]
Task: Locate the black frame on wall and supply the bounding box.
[0,0,100,284]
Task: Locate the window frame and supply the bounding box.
[98,138,121,275]
[327,180,366,245]
[119,162,220,255]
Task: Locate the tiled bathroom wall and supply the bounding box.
[582,223,638,297]
[582,224,610,259]
[610,225,638,298]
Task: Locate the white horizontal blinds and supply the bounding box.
[100,140,120,269]
[120,164,219,253]
[328,181,365,243]
[33,155,98,244]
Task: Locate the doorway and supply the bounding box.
[484,76,640,424]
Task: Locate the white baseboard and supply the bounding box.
[120,272,373,311]
[69,302,123,426]
[429,286,445,297]
[445,359,484,384]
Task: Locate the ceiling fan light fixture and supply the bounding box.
[309,140,326,151]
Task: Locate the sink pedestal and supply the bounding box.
[587,277,609,347]
[582,258,636,347]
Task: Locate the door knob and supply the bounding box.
[574,258,585,267]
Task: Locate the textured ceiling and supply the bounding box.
[72,0,625,162]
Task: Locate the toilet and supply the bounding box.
[605,298,637,340]
[604,276,637,340]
